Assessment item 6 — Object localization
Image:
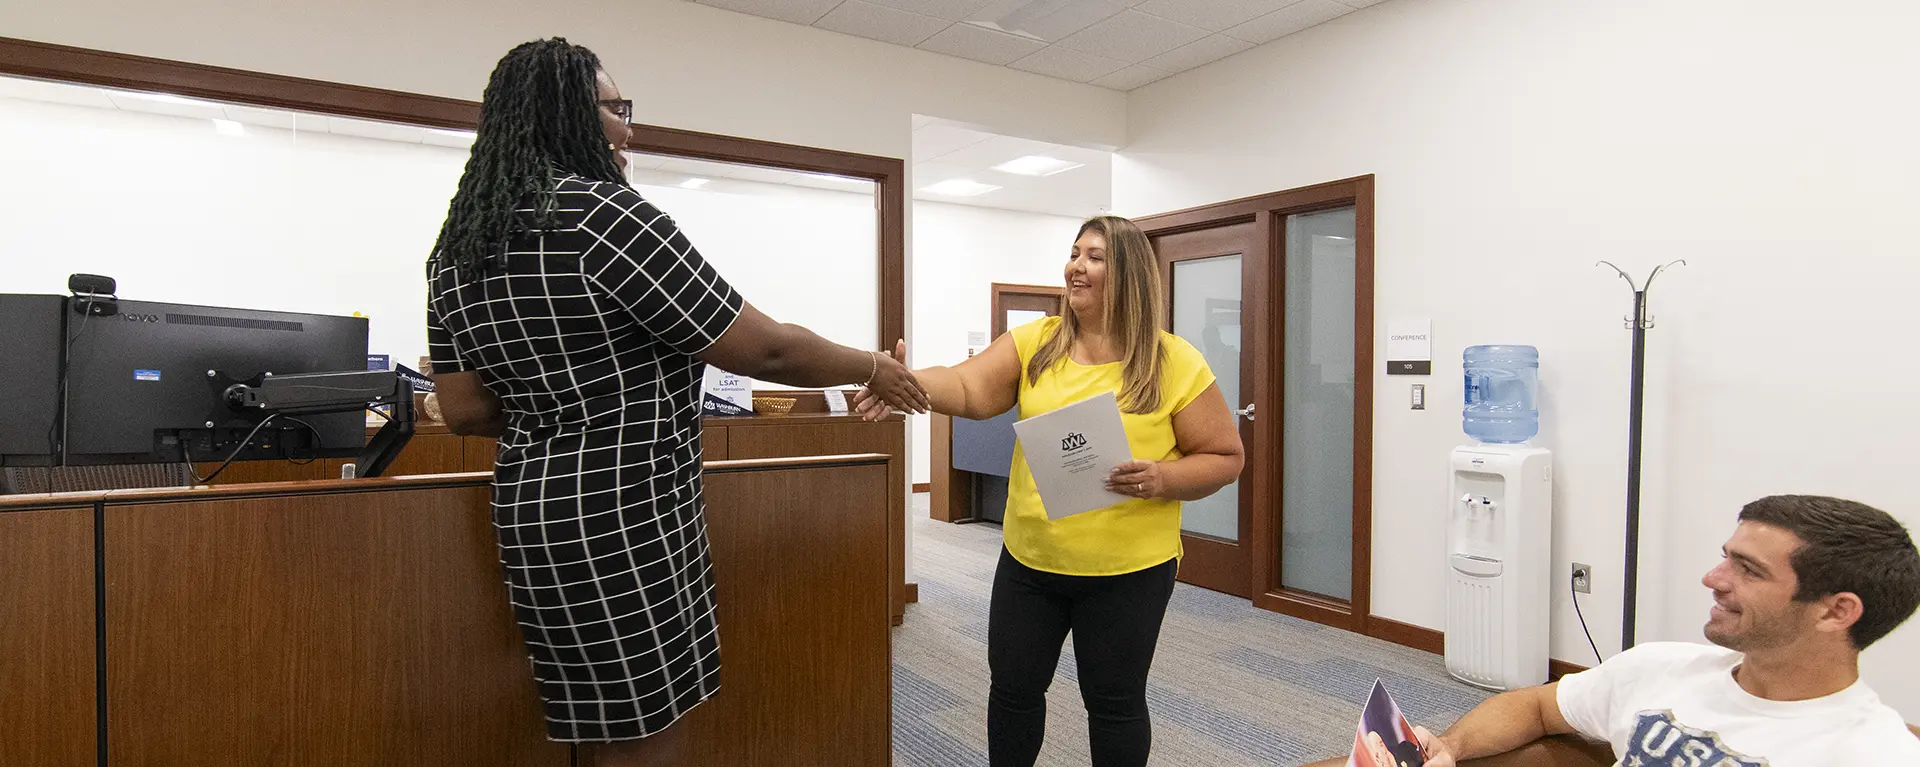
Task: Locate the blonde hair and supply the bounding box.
[1027,215,1167,414]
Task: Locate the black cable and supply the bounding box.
[281,417,324,465]
[184,414,280,485]
[48,306,95,458]
[1572,570,1603,664]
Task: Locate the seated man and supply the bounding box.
[1413,495,1920,766]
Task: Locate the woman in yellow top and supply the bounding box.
[857,216,1244,766]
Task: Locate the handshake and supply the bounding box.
[853,340,927,421]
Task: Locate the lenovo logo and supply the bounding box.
[122,313,160,323]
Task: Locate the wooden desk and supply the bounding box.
[196,409,915,626]
[0,454,893,767]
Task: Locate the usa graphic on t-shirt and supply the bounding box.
[1624,711,1763,767]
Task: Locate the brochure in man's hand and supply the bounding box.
[1349,680,1426,767]
[1011,391,1132,519]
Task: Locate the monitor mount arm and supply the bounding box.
[222,370,415,479]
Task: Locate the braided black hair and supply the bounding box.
[432,38,628,280]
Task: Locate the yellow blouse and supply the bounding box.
[1003,316,1218,576]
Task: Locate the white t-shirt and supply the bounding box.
[1556,642,1920,766]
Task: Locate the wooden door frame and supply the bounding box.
[1135,175,1376,634]
[0,36,907,352]
[989,282,1063,339]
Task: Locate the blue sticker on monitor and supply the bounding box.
[134,369,161,382]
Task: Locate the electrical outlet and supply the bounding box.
[1572,563,1593,594]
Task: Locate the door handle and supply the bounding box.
[1233,403,1256,421]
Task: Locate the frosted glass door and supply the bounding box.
[1280,207,1356,601]
[1171,254,1242,541]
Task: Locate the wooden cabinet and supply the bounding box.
[707,415,909,625]
[0,503,97,767]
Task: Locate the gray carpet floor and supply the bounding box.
[894,495,1491,766]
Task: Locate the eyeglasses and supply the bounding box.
[599,98,633,123]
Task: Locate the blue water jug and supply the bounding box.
[1463,345,1539,443]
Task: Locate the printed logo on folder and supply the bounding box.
[1349,680,1426,767]
[1061,432,1087,451]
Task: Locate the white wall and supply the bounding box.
[1116,0,1920,716]
[0,93,878,370]
[908,201,1083,485]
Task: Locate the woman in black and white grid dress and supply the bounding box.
[423,39,927,767]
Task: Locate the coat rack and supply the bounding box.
[1596,259,1685,651]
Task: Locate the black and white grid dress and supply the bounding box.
[425,173,742,742]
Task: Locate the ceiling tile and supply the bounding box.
[865,0,999,22]
[1334,0,1388,6]
[964,0,1134,43]
[1007,45,1130,83]
[1133,0,1307,33]
[815,1,954,47]
[1225,0,1353,43]
[916,21,1047,65]
[1091,63,1173,91]
[695,0,843,25]
[912,123,997,160]
[1140,33,1254,73]
[1054,10,1209,64]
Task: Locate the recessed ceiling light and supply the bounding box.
[920,179,1002,197]
[680,178,710,189]
[992,155,1084,177]
[212,119,245,137]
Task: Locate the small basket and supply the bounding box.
[753,396,796,416]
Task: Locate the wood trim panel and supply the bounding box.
[0,37,479,129]
[0,504,97,767]
[1133,176,1373,235]
[685,461,893,765]
[726,423,907,625]
[104,486,566,766]
[1549,659,1590,681]
[928,413,974,524]
[988,283,1063,339]
[911,482,930,493]
[0,34,905,366]
[1366,615,1445,655]
[1349,174,1378,631]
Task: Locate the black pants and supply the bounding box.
[987,547,1178,767]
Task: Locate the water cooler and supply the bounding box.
[1445,345,1552,691]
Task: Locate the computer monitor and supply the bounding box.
[0,294,66,467]
[60,299,370,466]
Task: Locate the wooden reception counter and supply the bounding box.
[0,453,892,767]
[191,410,912,626]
